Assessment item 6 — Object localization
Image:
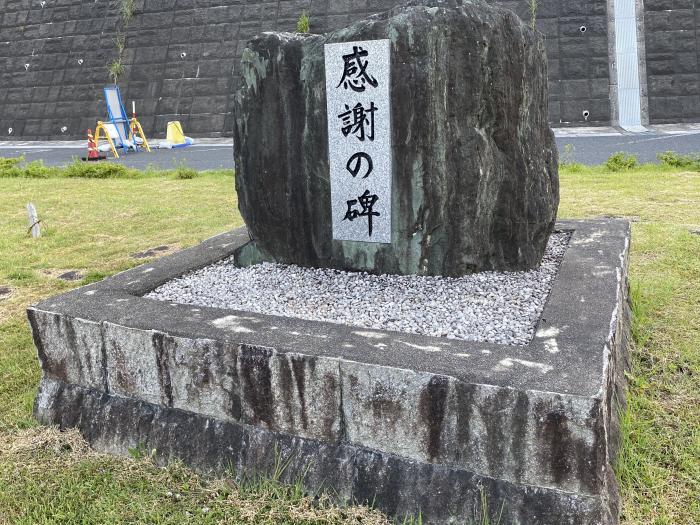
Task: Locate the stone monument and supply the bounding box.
[233,0,559,276]
[30,2,630,524]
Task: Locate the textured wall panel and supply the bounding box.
[0,0,613,140]
[643,0,700,123]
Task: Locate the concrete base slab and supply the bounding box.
[29,220,631,525]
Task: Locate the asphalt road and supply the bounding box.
[0,142,236,171]
[1,129,699,170]
[556,130,700,165]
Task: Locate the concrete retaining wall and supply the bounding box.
[0,0,697,139]
[643,0,700,123]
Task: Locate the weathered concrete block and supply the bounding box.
[269,351,342,441]
[104,323,166,406]
[234,1,560,276]
[28,310,105,390]
[340,360,606,495]
[29,220,631,524]
[33,375,610,524]
[164,335,241,423]
[340,361,441,460]
[101,323,344,442]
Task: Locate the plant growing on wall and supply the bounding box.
[296,11,310,33]
[107,0,135,84]
[108,58,125,84]
[528,0,538,30]
[120,0,135,25]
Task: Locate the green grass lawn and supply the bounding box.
[0,162,699,524]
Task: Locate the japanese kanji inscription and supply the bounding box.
[325,40,392,243]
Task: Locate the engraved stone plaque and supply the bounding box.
[325,39,392,244]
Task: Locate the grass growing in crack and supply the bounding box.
[0,163,698,523]
[107,58,125,84]
[107,0,135,83]
[119,0,135,25]
[528,0,538,30]
[296,10,310,33]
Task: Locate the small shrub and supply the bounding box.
[0,166,23,177]
[0,156,26,178]
[296,11,310,33]
[63,160,130,179]
[605,152,638,172]
[0,158,56,178]
[22,160,55,178]
[0,156,23,170]
[657,150,700,170]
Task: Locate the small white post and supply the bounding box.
[27,203,41,238]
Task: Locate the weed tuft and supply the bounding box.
[173,164,198,179]
[559,144,588,173]
[528,0,538,29]
[296,10,310,33]
[128,442,156,461]
[605,152,638,172]
[0,156,23,171]
[120,0,135,25]
[0,157,56,178]
[107,58,125,84]
[80,270,111,285]
[560,143,575,166]
[23,160,56,178]
[0,165,23,177]
[6,269,36,282]
[563,162,586,173]
[657,150,700,170]
[63,160,131,179]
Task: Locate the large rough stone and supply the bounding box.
[233,0,559,276]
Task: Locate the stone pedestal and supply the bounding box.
[31,220,630,525]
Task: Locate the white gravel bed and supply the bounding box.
[147,232,570,346]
